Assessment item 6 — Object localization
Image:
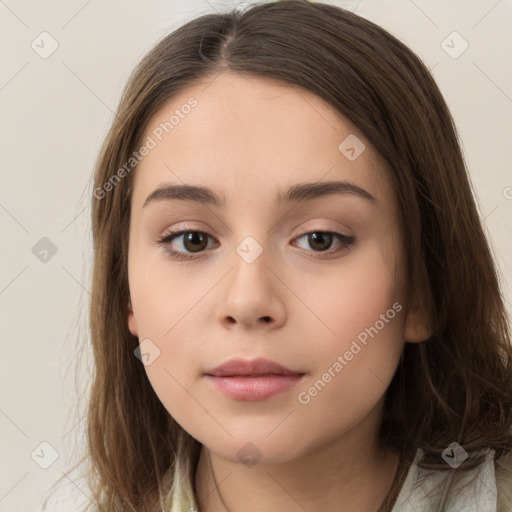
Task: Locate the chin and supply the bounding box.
[198,432,306,467]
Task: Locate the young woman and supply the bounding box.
[48,1,512,510]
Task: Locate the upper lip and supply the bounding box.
[205,358,303,377]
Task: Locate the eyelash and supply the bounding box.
[156,226,355,261]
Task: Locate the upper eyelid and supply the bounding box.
[160,225,352,239]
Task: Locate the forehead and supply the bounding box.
[132,71,391,210]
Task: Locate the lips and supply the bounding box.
[204,358,305,401]
[205,357,302,377]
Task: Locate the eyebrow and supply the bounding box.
[142,180,376,208]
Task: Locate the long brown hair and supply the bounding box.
[44,1,512,510]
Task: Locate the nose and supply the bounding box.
[216,245,287,331]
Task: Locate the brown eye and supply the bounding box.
[157,229,217,260]
[293,230,355,258]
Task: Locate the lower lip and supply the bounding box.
[205,374,304,401]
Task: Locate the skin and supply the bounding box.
[127,72,430,512]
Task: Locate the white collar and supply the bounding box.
[392,447,497,511]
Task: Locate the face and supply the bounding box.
[127,72,427,465]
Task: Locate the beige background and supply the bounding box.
[0,0,511,510]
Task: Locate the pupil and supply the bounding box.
[309,232,332,251]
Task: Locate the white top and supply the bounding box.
[38,448,500,512]
[392,448,497,511]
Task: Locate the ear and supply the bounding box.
[127,299,139,338]
[403,292,432,343]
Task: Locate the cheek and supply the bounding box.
[135,309,205,435]
[128,243,211,340]
[127,249,200,411]
[305,241,404,344]
[128,253,215,427]
[295,241,406,407]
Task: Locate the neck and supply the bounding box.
[194,409,400,512]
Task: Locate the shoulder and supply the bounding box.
[393,448,507,511]
[496,448,512,512]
